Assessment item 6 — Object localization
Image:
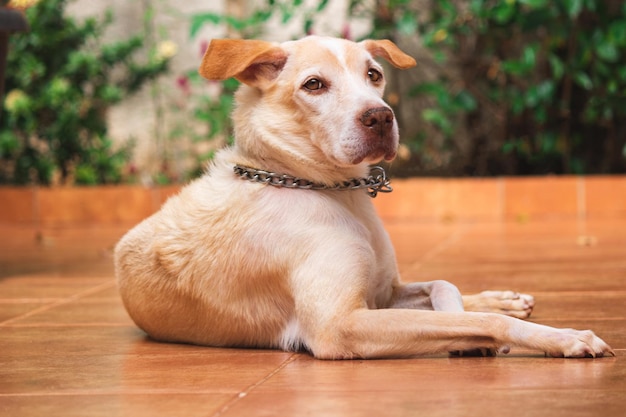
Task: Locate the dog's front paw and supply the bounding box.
[545,329,615,358]
[463,290,535,319]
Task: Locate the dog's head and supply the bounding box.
[199,36,416,178]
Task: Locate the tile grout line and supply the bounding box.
[404,225,470,274]
[0,280,117,326]
[5,322,135,328]
[0,390,238,398]
[498,177,505,222]
[209,353,301,417]
[577,177,587,238]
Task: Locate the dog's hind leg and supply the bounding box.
[390,280,464,312]
[462,291,535,319]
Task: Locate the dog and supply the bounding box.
[115,36,613,359]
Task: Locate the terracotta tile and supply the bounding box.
[585,176,626,218]
[424,266,626,294]
[0,275,114,300]
[81,284,122,300]
[0,394,231,417]
[224,390,626,417]
[0,226,124,278]
[14,299,134,325]
[1,211,626,417]
[37,186,154,226]
[374,178,501,222]
[0,302,46,323]
[504,176,580,220]
[0,326,294,394]
[385,222,462,264]
[254,354,621,393]
[0,187,36,224]
[527,292,626,320]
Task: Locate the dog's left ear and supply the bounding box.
[361,39,417,69]
[199,39,287,87]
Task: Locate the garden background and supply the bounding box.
[2,0,625,187]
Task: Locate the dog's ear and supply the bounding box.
[199,39,287,87]
[361,39,417,69]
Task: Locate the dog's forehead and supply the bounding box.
[283,37,375,72]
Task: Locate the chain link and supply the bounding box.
[233,165,392,198]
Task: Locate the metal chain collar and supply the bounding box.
[233,165,393,198]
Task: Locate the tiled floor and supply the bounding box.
[1,218,625,416]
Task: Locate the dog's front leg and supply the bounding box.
[291,258,504,359]
[305,308,613,360]
[389,281,500,356]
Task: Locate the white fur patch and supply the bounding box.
[318,37,349,67]
[278,318,306,352]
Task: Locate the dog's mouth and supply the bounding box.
[350,145,397,165]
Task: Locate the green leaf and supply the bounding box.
[574,72,593,90]
[454,90,477,111]
[522,45,536,67]
[597,42,619,62]
[548,54,564,80]
[493,3,515,24]
[316,0,329,12]
[397,12,418,35]
[525,86,540,107]
[518,0,548,8]
[511,94,525,115]
[422,108,453,135]
[190,13,222,38]
[502,60,529,76]
[469,0,485,16]
[564,0,583,19]
[0,131,20,158]
[433,50,447,63]
[536,80,555,100]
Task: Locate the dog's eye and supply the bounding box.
[368,69,383,83]
[303,78,324,91]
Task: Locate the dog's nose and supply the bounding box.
[360,107,394,136]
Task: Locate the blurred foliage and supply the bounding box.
[6,0,623,184]
[173,0,330,179]
[353,0,626,175]
[0,0,172,185]
[188,0,626,177]
[168,71,239,182]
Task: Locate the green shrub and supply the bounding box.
[189,0,626,176]
[1,0,172,185]
[174,1,330,180]
[364,0,626,175]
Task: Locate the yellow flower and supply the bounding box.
[155,40,178,62]
[4,89,29,113]
[433,29,448,43]
[7,0,39,9]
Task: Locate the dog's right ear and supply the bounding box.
[199,39,287,88]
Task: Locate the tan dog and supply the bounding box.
[115,36,613,359]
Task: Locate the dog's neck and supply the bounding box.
[232,142,371,185]
[232,164,392,198]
